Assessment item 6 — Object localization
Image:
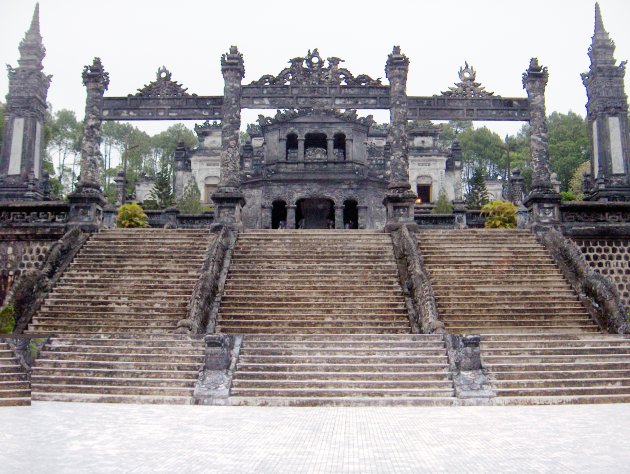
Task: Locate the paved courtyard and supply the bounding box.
[1,402,629,473]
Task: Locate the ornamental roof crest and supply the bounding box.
[257,108,375,127]
[441,62,496,98]
[133,66,194,98]
[251,49,382,86]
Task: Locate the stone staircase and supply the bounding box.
[0,340,30,406]
[418,228,630,404]
[482,333,630,404]
[417,229,596,334]
[220,230,455,406]
[26,229,209,404]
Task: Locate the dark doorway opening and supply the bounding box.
[416,184,432,204]
[286,133,298,161]
[296,198,334,229]
[271,200,287,229]
[343,199,358,229]
[333,133,346,160]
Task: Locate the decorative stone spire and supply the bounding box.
[581,2,630,201]
[0,3,51,201]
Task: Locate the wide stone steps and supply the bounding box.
[221,230,456,406]
[27,229,210,404]
[480,334,630,403]
[417,229,597,335]
[0,343,31,407]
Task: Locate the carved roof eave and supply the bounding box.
[132,66,196,99]
[250,49,382,87]
[257,108,375,129]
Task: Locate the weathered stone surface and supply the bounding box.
[540,227,628,334]
[194,333,242,404]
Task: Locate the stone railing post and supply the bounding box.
[334,205,344,229]
[211,46,246,231]
[383,46,416,229]
[522,58,560,229]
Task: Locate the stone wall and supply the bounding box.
[0,232,61,304]
[574,238,630,311]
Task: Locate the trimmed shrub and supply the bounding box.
[481,200,517,228]
[0,305,16,334]
[432,188,453,214]
[117,202,149,228]
[561,191,577,202]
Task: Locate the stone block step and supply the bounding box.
[223,289,403,297]
[480,333,612,341]
[437,307,589,315]
[488,368,630,380]
[230,388,454,398]
[0,381,30,390]
[446,326,599,334]
[31,375,196,388]
[0,397,31,406]
[486,361,630,372]
[491,377,630,389]
[34,359,201,371]
[33,316,182,327]
[494,386,630,397]
[484,354,630,364]
[231,379,453,390]
[219,327,411,335]
[26,325,178,334]
[219,308,407,316]
[47,338,204,348]
[32,383,194,397]
[236,362,448,373]
[44,295,190,304]
[483,347,630,356]
[238,355,448,365]
[38,351,204,363]
[242,334,439,342]
[44,344,203,355]
[239,348,445,358]
[228,396,456,407]
[31,392,195,404]
[481,340,630,349]
[493,394,630,405]
[221,296,404,304]
[241,341,444,350]
[37,307,186,316]
[31,367,199,379]
[232,370,450,381]
[220,314,408,322]
[0,389,30,399]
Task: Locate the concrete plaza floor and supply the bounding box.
[1,402,629,473]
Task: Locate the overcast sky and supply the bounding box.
[1,0,629,138]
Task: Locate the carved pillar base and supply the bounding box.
[211,190,246,232]
[452,200,467,229]
[383,184,417,231]
[585,181,630,202]
[66,189,108,232]
[334,205,344,229]
[523,190,561,230]
[102,205,117,229]
[0,175,46,202]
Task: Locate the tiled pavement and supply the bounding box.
[1,403,630,473]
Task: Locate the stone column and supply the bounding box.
[66,57,109,232]
[357,205,368,229]
[212,46,246,230]
[297,138,305,170]
[287,205,296,229]
[522,58,560,228]
[383,46,416,230]
[113,171,125,206]
[334,205,344,229]
[327,138,335,161]
[345,139,353,162]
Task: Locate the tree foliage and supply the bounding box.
[149,162,175,209]
[465,168,489,209]
[46,109,82,195]
[547,112,589,191]
[176,179,204,214]
[569,160,591,199]
[432,188,453,214]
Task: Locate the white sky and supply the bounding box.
[1,0,630,139]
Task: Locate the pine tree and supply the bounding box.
[466,168,489,209]
[149,162,175,209]
[176,179,203,214]
[432,188,453,214]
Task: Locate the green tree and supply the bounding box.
[47,109,82,195]
[459,126,506,188]
[177,179,203,214]
[547,111,589,191]
[432,188,453,214]
[466,168,489,209]
[149,162,175,209]
[569,160,591,199]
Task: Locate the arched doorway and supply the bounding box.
[271,200,287,229]
[343,199,358,229]
[296,198,334,229]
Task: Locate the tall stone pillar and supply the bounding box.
[212,46,246,231]
[581,3,630,201]
[66,57,109,231]
[0,5,52,201]
[522,58,560,228]
[287,205,296,229]
[383,46,416,229]
[334,205,344,229]
[327,138,335,161]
